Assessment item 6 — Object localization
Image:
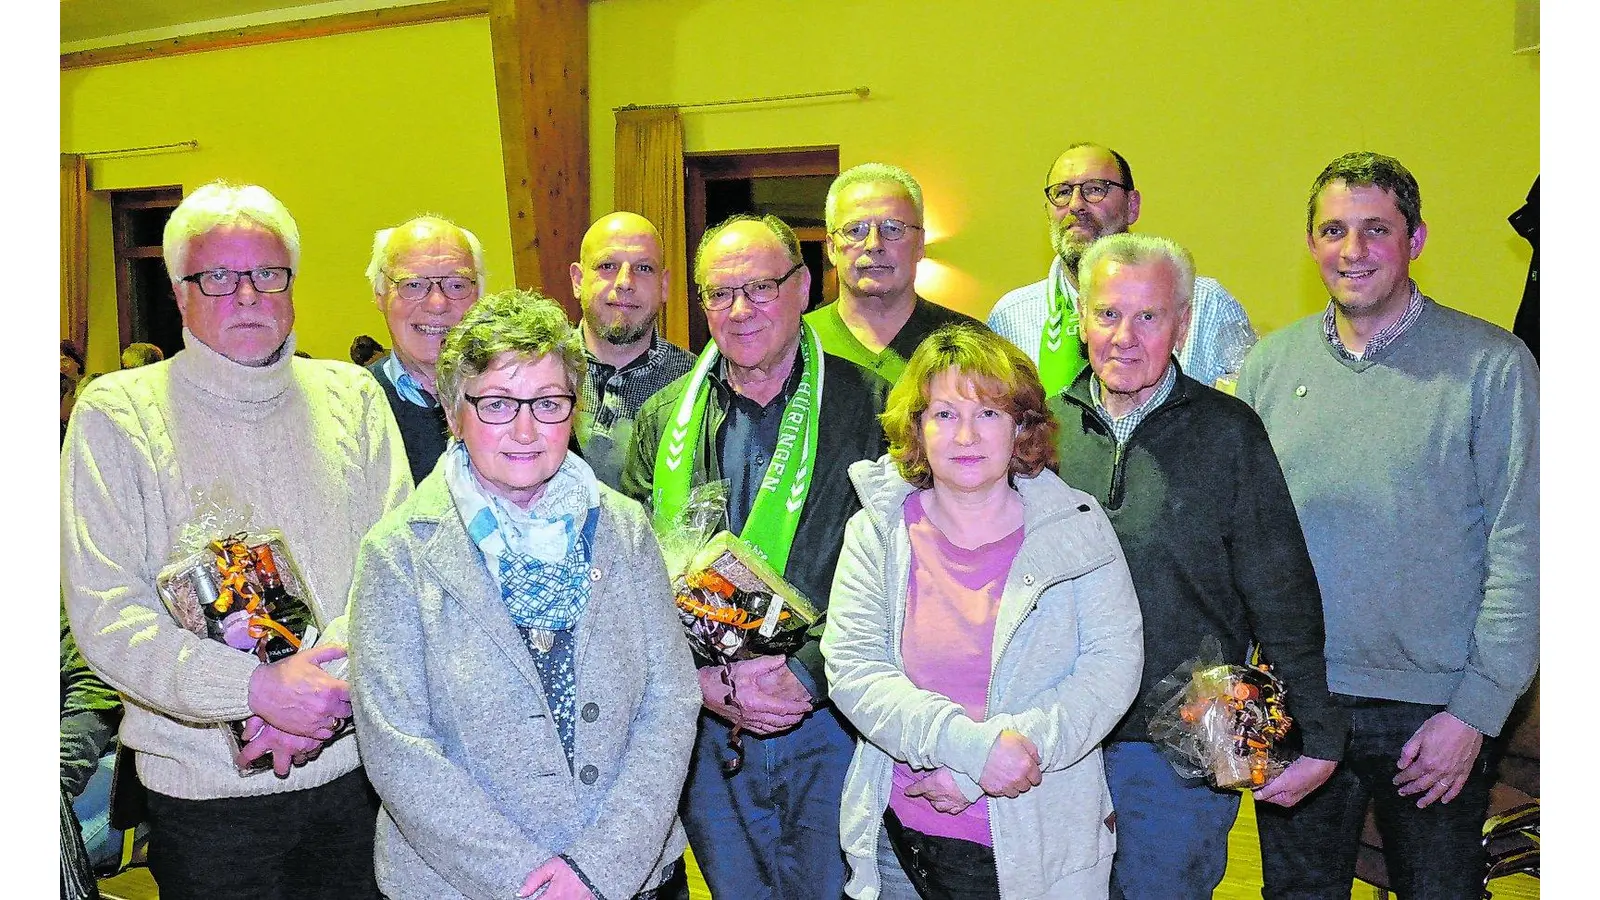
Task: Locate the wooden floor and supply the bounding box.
[97,794,1538,900]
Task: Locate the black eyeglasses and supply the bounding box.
[180,267,294,297]
[1044,179,1129,207]
[700,262,806,312]
[385,273,478,303]
[463,393,576,425]
[831,219,924,244]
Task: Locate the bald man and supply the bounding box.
[988,143,1255,396]
[571,211,694,489]
[364,215,486,484]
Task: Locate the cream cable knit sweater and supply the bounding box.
[61,330,411,800]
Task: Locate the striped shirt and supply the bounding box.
[987,258,1255,389]
[1321,281,1425,360]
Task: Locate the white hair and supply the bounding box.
[162,181,300,281]
[1077,232,1195,313]
[364,215,486,295]
[824,162,925,231]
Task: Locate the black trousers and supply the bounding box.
[1256,696,1495,900]
[881,808,999,900]
[146,767,381,900]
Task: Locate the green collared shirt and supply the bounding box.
[805,295,984,382]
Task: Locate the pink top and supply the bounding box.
[888,491,1024,845]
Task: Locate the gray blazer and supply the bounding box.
[349,469,700,900]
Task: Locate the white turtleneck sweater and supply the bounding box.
[61,330,411,800]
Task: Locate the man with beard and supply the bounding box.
[988,143,1254,396]
[806,163,983,382]
[572,211,694,489]
[365,215,485,484]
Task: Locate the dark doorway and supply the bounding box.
[111,187,185,361]
[684,147,839,352]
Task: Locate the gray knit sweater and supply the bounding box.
[1237,297,1538,736]
[61,330,412,799]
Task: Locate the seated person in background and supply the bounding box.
[824,324,1144,899]
[350,290,700,900]
[62,601,125,878]
[349,334,387,367]
[61,340,85,444]
[119,342,165,369]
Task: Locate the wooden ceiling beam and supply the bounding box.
[488,0,588,316]
[61,1,489,71]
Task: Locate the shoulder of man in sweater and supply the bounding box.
[1419,298,1539,370]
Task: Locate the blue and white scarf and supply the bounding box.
[442,441,601,649]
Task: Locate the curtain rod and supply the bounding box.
[616,86,869,112]
[71,140,200,160]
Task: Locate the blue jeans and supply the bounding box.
[1104,741,1241,900]
[1255,696,1493,900]
[71,750,123,872]
[681,707,854,899]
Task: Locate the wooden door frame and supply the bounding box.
[110,186,184,353]
[683,146,840,350]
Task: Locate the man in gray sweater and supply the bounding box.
[1237,152,1539,899]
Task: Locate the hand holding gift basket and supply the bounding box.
[655,482,820,772]
[154,489,348,774]
[1146,637,1302,790]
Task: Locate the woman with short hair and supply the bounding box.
[823,324,1144,899]
[349,290,700,900]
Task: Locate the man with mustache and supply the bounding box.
[807,163,983,382]
[571,211,693,490]
[988,143,1254,396]
[365,215,486,484]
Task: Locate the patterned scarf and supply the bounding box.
[442,441,600,646]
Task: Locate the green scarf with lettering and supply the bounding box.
[652,323,824,575]
[1038,255,1087,396]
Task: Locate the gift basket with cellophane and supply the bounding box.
[154,487,346,773]
[655,481,820,664]
[1146,637,1302,790]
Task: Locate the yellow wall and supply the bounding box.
[61,18,513,371]
[588,0,1539,333]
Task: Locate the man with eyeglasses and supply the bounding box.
[806,163,984,382]
[621,214,889,900]
[61,181,411,899]
[988,143,1255,396]
[365,215,486,484]
[570,212,694,490]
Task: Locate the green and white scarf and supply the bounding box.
[1039,255,1088,397]
[652,323,824,575]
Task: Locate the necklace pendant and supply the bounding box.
[527,629,555,653]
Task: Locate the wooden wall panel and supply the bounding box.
[489,0,589,318]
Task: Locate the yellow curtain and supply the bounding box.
[614,108,688,347]
[61,153,90,355]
